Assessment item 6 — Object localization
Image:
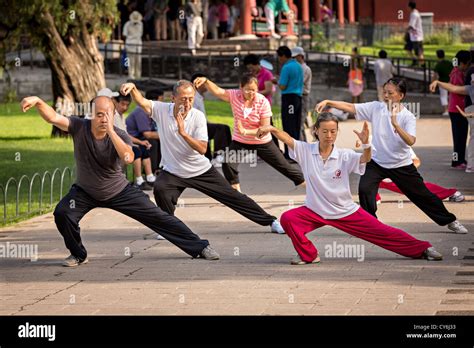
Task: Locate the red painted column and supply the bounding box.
[301,0,309,29]
[337,0,345,25]
[287,0,295,35]
[241,0,252,35]
[315,0,322,23]
[348,0,355,23]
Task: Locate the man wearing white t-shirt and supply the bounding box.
[191,73,231,163]
[120,80,286,235]
[408,1,424,66]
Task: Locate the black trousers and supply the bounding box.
[54,184,208,261]
[221,140,305,186]
[205,122,232,160]
[358,160,457,226]
[149,139,162,173]
[449,112,468,166]
[281,93,302,157]
[153,167,276,226]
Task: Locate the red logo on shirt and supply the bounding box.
[333,169,342,179]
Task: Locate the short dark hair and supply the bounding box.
[383,77,408,99]
[191,72,207,83]
[145,89,164,100]
[277,46,292,58]
[313,112,339,140]
[240,73,258,87]
[243,54,261,66]
[455,50,472,65]
[436,49,445,59]
[114,92,131,103]
[379,50,388,59]
[408,1,416,9]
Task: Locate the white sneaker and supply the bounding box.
[156,234,166,240]
[270,220,285,234]
[466,167,474,173]
[442,111,449,116]
[62,255,88,267]
[447,220,468,234]
[146,174,156,183]
[271,33,281,39]
[422,247,443,261]
[448,191,465,202]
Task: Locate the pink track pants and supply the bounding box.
[280,206,431,263]
[376,181,457,202]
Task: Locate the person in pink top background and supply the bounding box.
[217,0,230,38]
[194,74,305,193]
[244,54,275,105]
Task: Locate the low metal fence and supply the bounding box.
[1,167,74,224]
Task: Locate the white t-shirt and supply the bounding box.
[289,140,366,220]
[374,59,394,87]
[302,62,312,95]
[409,10,423,42]
[123,21,143,53]
[113,111,127,132]
[355,101,416,169]
[150,101,212,178]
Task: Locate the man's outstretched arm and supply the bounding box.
[120,83,153,115]
[20,96,70,132]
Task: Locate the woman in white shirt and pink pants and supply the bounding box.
[255,112,442,265]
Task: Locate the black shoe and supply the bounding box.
[138,182,153,191]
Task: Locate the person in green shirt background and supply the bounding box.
[264,0,294,39]
[433,49,453,116]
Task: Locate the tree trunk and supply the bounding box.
[35,10,106,137]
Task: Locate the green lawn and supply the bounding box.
[330,43,472,61]
[0,99,281,226]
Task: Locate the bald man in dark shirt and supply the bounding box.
[20,95,220,266]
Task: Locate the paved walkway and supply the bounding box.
[1,118,473,315]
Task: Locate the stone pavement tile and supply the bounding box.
[333,281,378,288]
[262,304,317,315]
[224,304,273,315]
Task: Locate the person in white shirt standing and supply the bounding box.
[316,78,468,234]
[257,112,442,264]
[120,80,287,235]
[292,47,313,141]
[186,0,204,55]
[122,11,143,80]
[408,1,424,66]
[374,50,395,102]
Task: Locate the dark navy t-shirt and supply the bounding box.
[125,106,157,139]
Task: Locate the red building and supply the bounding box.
[241,0,474,32]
